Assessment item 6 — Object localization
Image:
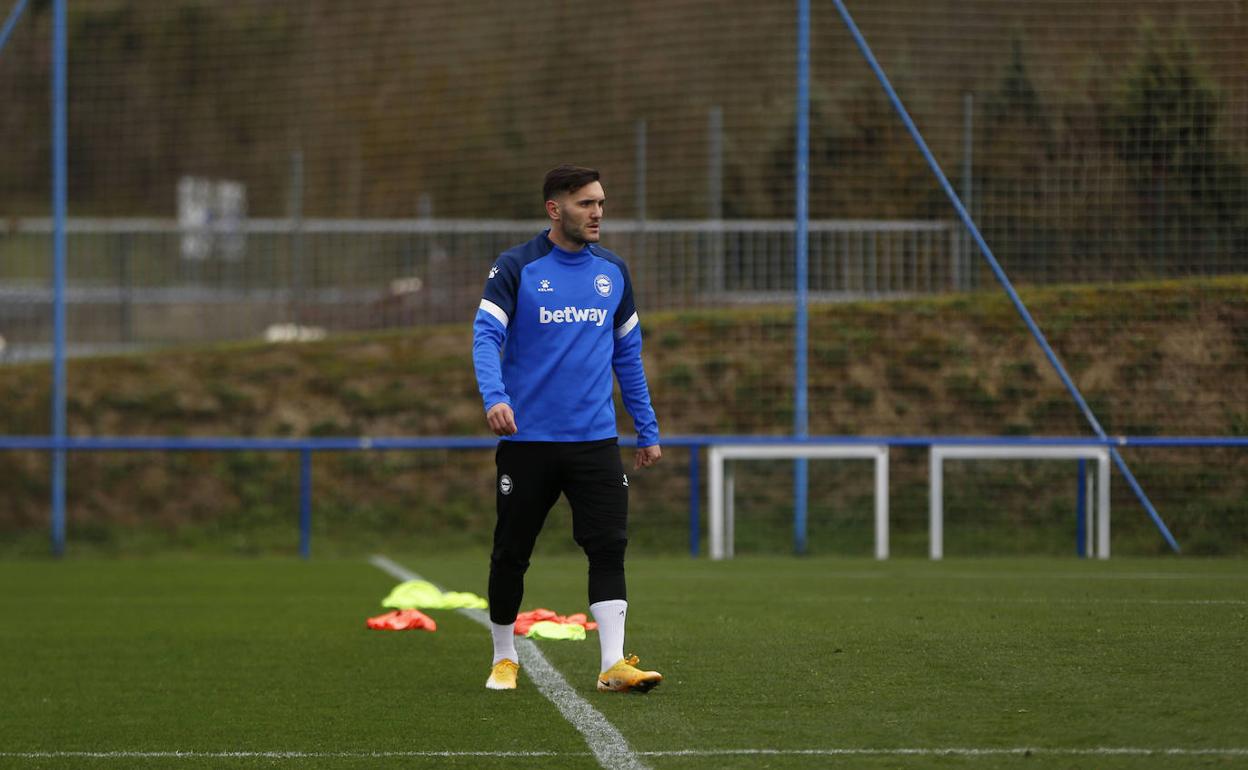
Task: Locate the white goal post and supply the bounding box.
[707,443,890,560]
[929,444,1111,560]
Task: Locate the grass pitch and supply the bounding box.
[1,555,1245,768]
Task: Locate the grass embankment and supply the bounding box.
[1,276,1245,556]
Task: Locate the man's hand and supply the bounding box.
[634,444,662,470]
[486,403,517,436]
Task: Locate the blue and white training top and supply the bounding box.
[472,229,660,446]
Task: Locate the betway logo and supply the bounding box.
[539,306,608,327]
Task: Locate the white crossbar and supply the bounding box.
[708,444,890,560]
[929,445,1111,560]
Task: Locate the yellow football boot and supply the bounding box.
[597,655,662,693]
[485,659,519,690]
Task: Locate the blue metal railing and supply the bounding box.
[4,433,1244,558]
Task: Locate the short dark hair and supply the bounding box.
[543,164,600,202]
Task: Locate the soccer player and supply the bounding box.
[472,164,664,694]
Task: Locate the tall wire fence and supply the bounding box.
[0,0,1244,555]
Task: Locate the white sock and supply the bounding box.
[589,599,628,673]
[491,622,517,665]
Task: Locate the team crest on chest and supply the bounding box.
[594,274,612,298]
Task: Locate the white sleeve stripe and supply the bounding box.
[614,312,639,339]
[479,299,509,327]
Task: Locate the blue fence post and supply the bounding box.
[793,0,811,556]
[49,0,67,558]
[299,449,312,559]
[1076,459,1087,558]
[688,445,700,557]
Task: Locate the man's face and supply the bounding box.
[550,181,605,245]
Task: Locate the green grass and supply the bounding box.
[2,555,1246,768]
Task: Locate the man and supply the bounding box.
[472,164,663,694]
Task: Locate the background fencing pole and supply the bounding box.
[793,0,811,555]
[49,0,67,557]
[961,91,974,290]
[288,147,305,326]
[299,449,312,559]
[1076,458,1087,557]
[635,119,647,259]
[708,107,723,220]
[688,445,700,557]
[708,106,725,294]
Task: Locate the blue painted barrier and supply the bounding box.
[3,433,1243,557]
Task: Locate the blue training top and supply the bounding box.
[472,230,660,446]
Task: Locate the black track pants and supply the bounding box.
[488,438,629,625]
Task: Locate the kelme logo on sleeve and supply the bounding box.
[539,306,608,327]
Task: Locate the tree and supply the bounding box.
[976,33,1059,280]
[764,81,936,221]
[1105,20,1248,272]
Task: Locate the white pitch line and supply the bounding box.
[0,752,569,759]
[918,571,1248,581]
[368,554,648,770]
[5,747,1248,760]
[947,597,1248,607]
[642,748,1248,757]
[805,596,1248,607]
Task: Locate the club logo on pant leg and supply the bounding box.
[622,474,629,487]
[499,474,513,495]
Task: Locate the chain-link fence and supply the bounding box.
[0,1,1244,555]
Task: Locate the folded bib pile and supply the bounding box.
[381,580,488,610]
[366,609,437,632]
[514,608,598,640]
